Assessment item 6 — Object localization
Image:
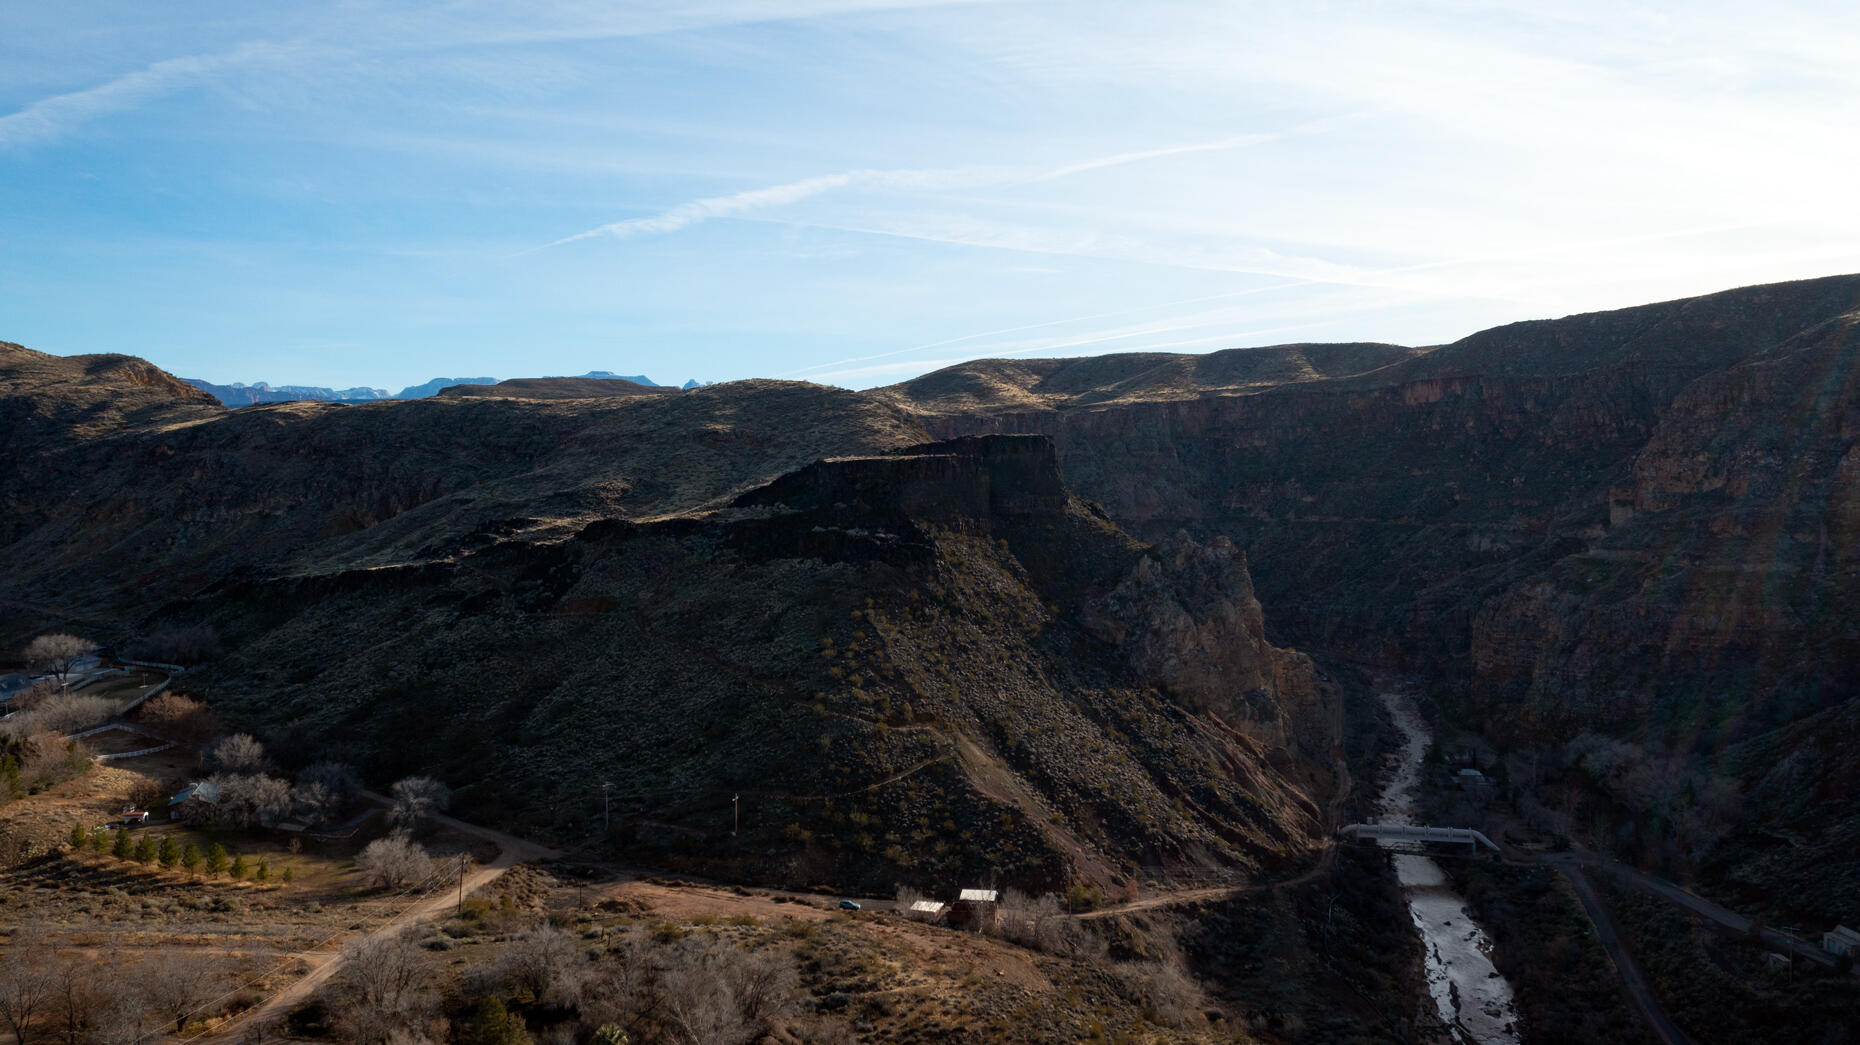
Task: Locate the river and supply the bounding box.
[1378,691,1521,1045]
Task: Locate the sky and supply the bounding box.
[3,1,1859,391]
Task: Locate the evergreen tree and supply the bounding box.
[254,858,269,883]
[158,835,179,868]
[230,854,248,880]
[112,827,132,859]
[69,822,87,849]
[182,842,202,873]
[133,835,157,864]
[281,865,295,885]
[206,843,228,876]
[0,753,19,798]
[465,997,533,1045]
[90,828,108,854]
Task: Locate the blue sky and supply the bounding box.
[4,2,1858,390]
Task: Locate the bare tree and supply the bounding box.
[656,938,793,1045]
[1112,961,1203,1032]
[300,760,361,799]
[1,695,115,740]
[332,929,437,1045]
[387,777,451,832]
[720,946,796,1030]
[47,955,102,1045]
[659,943,749,1045]
[998,890,1067,951]
[0,926,57,1045]
[580,931,659,1033]
[91,966,157,1045]
[138,694,221,745]
[203,733,267,774]
[488,924,591,1007]
[291,780,340,824]
[22,635,96,689]
[356,832,436,889]
[222,774,294,827]
[132,951,230,1035]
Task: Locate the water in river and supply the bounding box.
[1378,691,1522,1045]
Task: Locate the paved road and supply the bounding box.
[1560,866,1692,1045]
[1537,852,1838,970]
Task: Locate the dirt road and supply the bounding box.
[198,807,559,1043]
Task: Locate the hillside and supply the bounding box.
[436,376,676,399]
[875,273,1860,904]
[159,435,1332,892]
[0,361,931,633]
[0,344,1335,894]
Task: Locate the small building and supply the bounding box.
[950,888,999,931]
[168,780,220,821]
[1823,925,1860,957]
[120,809,150,825]
[1763,952,1791,970]
[907,900,947,923]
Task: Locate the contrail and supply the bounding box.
[530,127,1315,252]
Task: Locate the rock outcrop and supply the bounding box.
[1084,533,1324,753]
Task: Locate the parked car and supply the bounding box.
[839,899,861,910]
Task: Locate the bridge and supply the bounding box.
[1340,823,1500,852]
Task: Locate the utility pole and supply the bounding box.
[602,781,612,834]
[456,854,467,914]
[732,793,739,836]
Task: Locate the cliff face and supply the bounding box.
[878,275,1860,754]
[1083,533,1325,755]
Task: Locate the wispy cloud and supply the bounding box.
[0,40,296,148]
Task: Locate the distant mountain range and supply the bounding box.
[184,371,704,406]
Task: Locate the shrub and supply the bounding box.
[206,843,228,876]
[230,855,249,880]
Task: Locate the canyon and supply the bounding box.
[3,273,1858,1041]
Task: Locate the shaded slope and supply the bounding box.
[0,350,929,638]
[169,436,1331,892]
